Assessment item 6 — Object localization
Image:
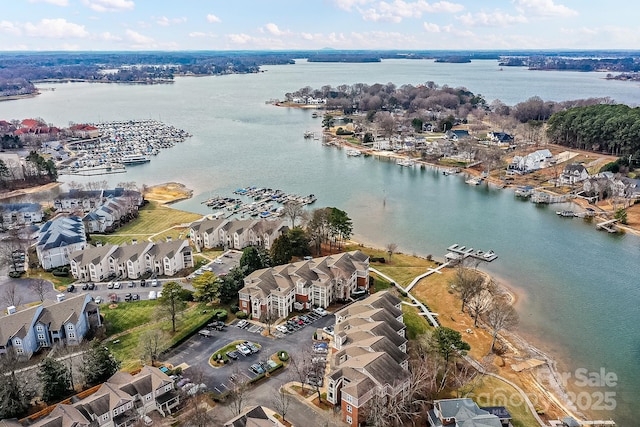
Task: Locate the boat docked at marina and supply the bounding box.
[119,154,151,165]
[556,210,576,217]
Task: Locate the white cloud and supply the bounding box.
[206,14,221,23]
[423,22,440,32]
[27,0,69,6]
[457,11,527,27]
[226,33,252,44]
[0,21,22,36]
[82,0,135,13]
[189,32,207,38]
[513,0,578,18]
[332,0,374,11]
[125,29,153,44]
[361,0,465,23]
[98,31,122,41]
[24,18,89,38]
[262,23,289,36]
[155,16,187,26]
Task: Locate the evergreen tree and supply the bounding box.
[40,357,72,404]
[0,352,36,419]
[270,233,293,265]
[82,339,120,387]
[239,246,264,274]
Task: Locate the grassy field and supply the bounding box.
[102,300,215,370]
[91,201,202,246]
[402,304,432,339]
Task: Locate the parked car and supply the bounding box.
[107,282,114,289]
[94,296,103,304]
[276,325,289,334]
[323,326,334,336]
[214,258,223,264]
[236,319,249,328]
[313,347,328,354]
[113,282,121,289]
[81,283,88,290]
[148,291,157,300]
[151,279,158,287]
[236,344,252,356]
[250,364,265,374]
[87,282,95,290]
[132,294,140,301]
[226,351,239,360]
[314,307,328,316]
[128,281,135,288]
[198,329,214,337]
[187,384,207,396]
[140,279,146,287]
[124,293,132,301]
[67,284,75,292]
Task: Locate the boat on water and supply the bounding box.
[120,154,150,165]
[465,177,483,185]
[346,149,362,157]
[311,112,319,118]
[556,210,576,217]
[396,158,415,167]
[304,131,314,138]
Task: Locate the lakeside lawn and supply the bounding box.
[101,300,216,370]
[467,375,539,427]
[92,201,202,246]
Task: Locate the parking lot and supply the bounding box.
[163,310,335,395]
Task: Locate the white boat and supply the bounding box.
[396,158,415,167]
[465,177,482,185]
[346,149,362,157]
[120,154,150,165]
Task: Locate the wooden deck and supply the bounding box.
[445,244,498,262]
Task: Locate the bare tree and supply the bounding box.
[2,282,23,308]
[270,385,293,423]
[227,367,249,417]
[282,202,305,228]
[451,262,484,314]
[385,243,398,261]
[485,299,519,353]
[288,349,313,393]
[30,278,51,302]
[139,329,167,366]
[259,307,278,336]
[182,367,213,427]
[467,288,493,327]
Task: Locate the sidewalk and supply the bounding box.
[282,381,345,427]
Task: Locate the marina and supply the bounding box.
[201,186,316,219]
[58,119,191,176]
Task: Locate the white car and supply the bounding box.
[313,307,328,316]
[236,319,248,328]
[148,291,157,300]
[276,325,289,334]
[94,296,103,304]
[113,282,121,289]
[214,259,223,264]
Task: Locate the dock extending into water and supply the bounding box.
[445,244,498,263]
[596,218,619,233]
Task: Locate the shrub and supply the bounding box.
[230,305,239,314]
[52,269,69,277]
[278,351,289,361]
[236,310,248,319]
[216,309,228,321]
[336,127,354,136]
[8,271,22,278]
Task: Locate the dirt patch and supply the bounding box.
[144,182,193,204]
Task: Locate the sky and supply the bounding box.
[1,0,639,51]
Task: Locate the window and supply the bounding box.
[67,324,74,330]
[14,339,21,345]
[102,413,109,421]
[16,348,23,354]
[346,415,353,425]
[37,325,44,332]
[38,334,45,340]
[164,384,172,392]
[346,404,352,413]
[68,332,76,338]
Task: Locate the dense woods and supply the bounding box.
[546,104,640,158]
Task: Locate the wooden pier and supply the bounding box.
[596,218,619,233]
[445,244,498,263]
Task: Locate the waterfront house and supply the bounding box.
[559,163,589,185]
[189,218,288,251]
[0,203,43,229]
[0,293,100,359]
[54,188,143,215]
[428,398,503,427]
[509,149,553,173]
[239,251,369,319]
[70,239,193,281]
[36,216,87,270]
[326,291,410,427]
[28,365,179,427]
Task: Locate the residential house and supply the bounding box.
[446,129,470,141]
[428,398,503,427]
[36,216,87,270]
[29,365,179,427]
[559,163,589,185]
[326,291,410,427]
[70,239,193,281]
[487,131,514,145]
[54,188,143,215]
[0,203,43,229]
[509,149,553,173]
[239,251,369,319]
[0,293,100,359]
[224,405,285,427]
[83,197,133,233]
[189,217,288,251]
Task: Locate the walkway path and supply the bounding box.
[369,265,549,426]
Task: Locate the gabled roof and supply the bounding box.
[435,398,503,427]
[71,243,118,265]
[37,216,86,250]
[38,293,92,331]
[0,304,41,343]
[563,163,587,173]
[0,203,42,213]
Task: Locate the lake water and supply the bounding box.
[1,59,638,425]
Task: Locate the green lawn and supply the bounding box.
[91,201,202,246]
[467,376,540,427]
[402,305,432,339]
[102,301,215,370]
